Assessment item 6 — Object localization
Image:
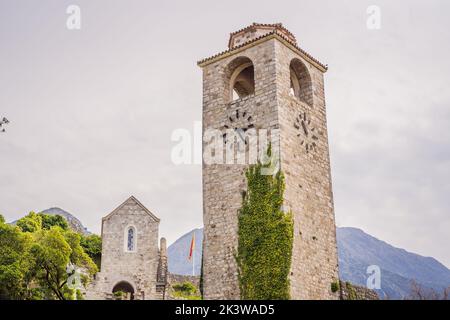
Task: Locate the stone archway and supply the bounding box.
[112,281,135,300]
[225,56,255,102]
[289,58,313,106]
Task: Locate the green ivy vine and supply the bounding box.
[236,146,294,299]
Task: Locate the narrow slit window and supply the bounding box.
[127,227,135,252]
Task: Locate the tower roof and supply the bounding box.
[198,23,327,72]
[228,23,297,49]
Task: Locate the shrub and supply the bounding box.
[172,281,200,300]
[331,281,340,293]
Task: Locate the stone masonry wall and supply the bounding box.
[201,38,280,299]
[340,281,379,300]
[275,40,340,299]
[166,273,201,300]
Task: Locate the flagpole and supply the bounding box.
[192,241,195,276]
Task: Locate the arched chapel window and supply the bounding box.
[126,226,136,252]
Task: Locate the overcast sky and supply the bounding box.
[1,0,449,267]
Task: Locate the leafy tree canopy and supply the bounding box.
[16,212,42,233]
[0,212,98,300]
[0,221,35,299]
[39,213,68,231]
[31,227,98,300]
[80,234,102,268]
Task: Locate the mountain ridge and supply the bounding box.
[8,208,449,299]
[168,226,450,299]
[10,207,91,235]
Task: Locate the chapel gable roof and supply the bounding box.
[102,195,160,223]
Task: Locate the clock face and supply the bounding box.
[294,112,319,153]
[222,109,255,145]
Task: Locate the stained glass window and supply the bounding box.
[127,227,135,251]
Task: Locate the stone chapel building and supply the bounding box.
[86,196,168,300]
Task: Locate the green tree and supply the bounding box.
[80,234,102,269]
[236,147,294,300]
[30,227,98,300]
[0,222,35,299]
[16,212,42,233]
[64,231,97,277]
[0,213,99,300]
[39,214,68,231]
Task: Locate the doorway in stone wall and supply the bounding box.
[112,281,135,300]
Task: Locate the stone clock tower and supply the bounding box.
[198,23,339,300]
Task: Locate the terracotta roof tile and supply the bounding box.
[198,30,327,72]
[229,22,295,39]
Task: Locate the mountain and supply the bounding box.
[40,207,91,235]
[167,228,203,276]
[168,227,450,299]
[10,207,91,235]
[337,227,450,299]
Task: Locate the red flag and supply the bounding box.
[188,232,195,261]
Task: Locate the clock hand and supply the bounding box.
[236,128,245,142]
[301,121,308,136]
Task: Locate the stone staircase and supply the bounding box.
[155,283,166,300]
